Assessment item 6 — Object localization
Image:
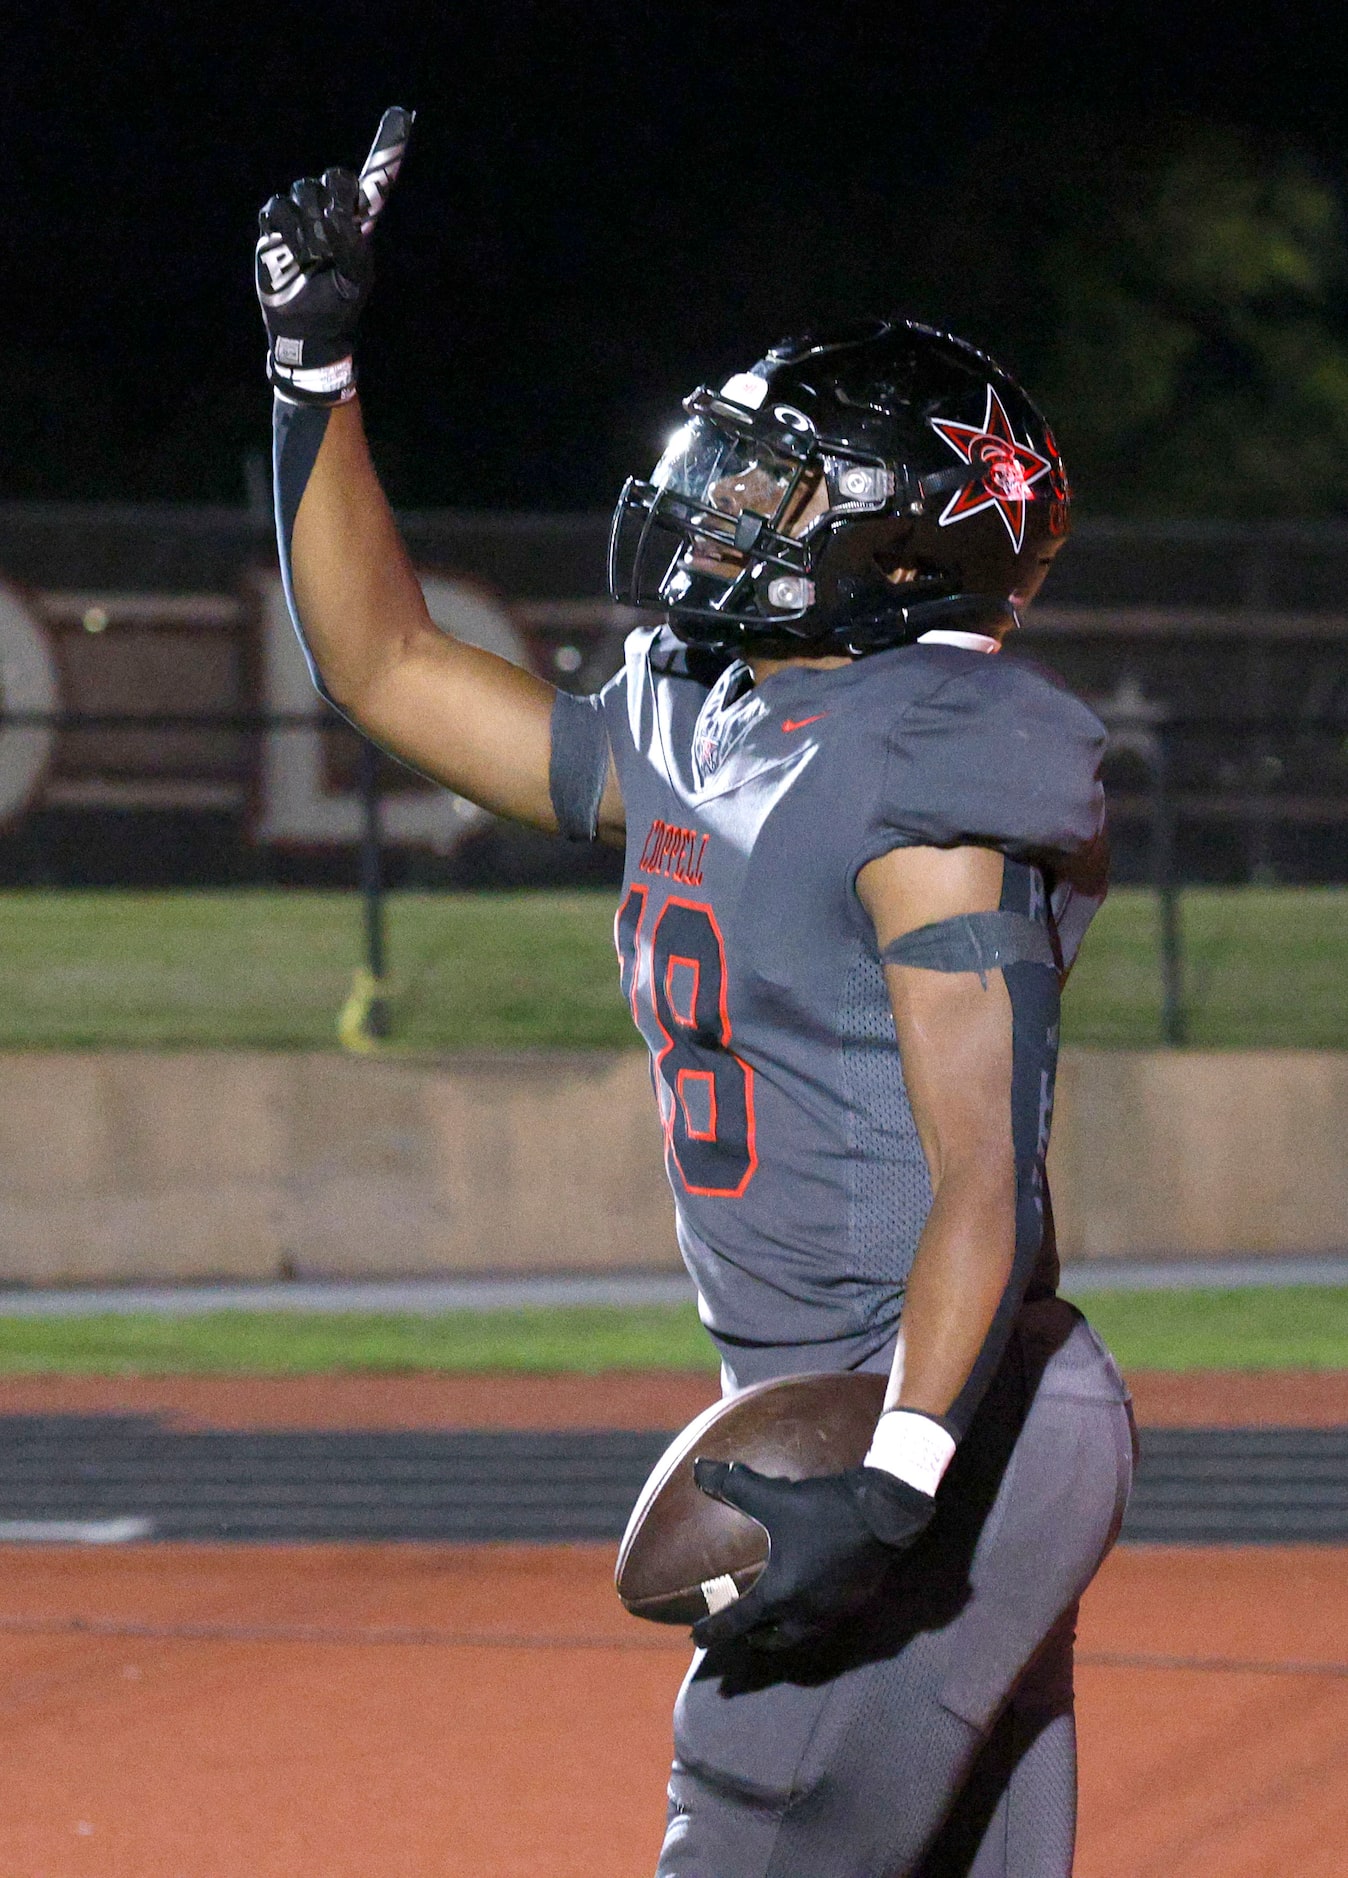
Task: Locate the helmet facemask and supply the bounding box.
[609,384,900,654]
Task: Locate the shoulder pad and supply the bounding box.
[875,650,1106,861]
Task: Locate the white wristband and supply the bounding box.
[271,355,357,400]
[290,359,355,395]
[863,1410,957,1497]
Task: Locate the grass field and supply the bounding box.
[0,885,1344,1051]
[0,1289,1343,1374]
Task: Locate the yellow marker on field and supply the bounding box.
[337,968,391,1054]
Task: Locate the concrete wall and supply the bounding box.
[2,1048,1344,1284]
[0,1052,675,1284]
[1050,1050,1348,1259]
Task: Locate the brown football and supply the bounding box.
[615,1370,888,1625]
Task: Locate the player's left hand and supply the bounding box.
[691,1459,936,1652]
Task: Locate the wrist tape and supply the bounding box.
[864,1409,956,1497]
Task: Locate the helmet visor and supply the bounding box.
[651,418,824,580]
[608,408,828,634]
[656,416,820,529]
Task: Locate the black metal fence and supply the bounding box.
[2,506,1346,1048]
[2,701,1342,1048]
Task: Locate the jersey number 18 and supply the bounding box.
[616,888,757,1199]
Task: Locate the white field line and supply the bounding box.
[0,1517,154,1544]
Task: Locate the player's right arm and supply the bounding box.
[285,397,566,826]
[257,109,623,837]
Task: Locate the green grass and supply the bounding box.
[1061,886,1348,1049]
[1071,1287,1348,1371]
[0,1307,718,1375]
[0,889,636,1051]
[0,885,1343,1051]
[0,1290,1343,1375]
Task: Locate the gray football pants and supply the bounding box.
[655,1301,1135,1878]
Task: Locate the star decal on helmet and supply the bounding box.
[929,386,1053,553]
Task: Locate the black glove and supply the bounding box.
[691,1458,936,1652]
[255,106,414,406]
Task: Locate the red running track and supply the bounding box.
[0,1542,1344,1877]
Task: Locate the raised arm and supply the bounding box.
[282,397,561,825]
[256,109,622,836]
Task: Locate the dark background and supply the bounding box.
[7,1,1348,515]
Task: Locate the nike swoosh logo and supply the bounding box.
[781,714,828,733]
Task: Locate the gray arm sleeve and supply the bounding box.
[273,397,337,705]
[548,689,611,841]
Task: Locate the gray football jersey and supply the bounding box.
[566,627,1106,1372]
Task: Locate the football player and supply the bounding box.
[257,110,1134,1877]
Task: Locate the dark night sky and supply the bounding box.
[6,2,1347,508]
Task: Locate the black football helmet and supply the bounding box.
[608,318,1071,656]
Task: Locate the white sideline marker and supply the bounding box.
[0,1517,154,1544]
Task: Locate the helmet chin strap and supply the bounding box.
[660,587,1019,660]
[816,593,1015,655]
[916,628,1000,654]
[894,593,1017,640]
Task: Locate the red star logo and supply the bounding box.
[929,386,1053,553]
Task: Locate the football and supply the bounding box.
[615,1370,888,1625]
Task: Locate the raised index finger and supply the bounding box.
[358,106,415,231]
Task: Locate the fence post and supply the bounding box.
[338,736,391,1049]
[1243,533,1277,884]
[1151,726,1186,1046]
[1098,680,1187,1048]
